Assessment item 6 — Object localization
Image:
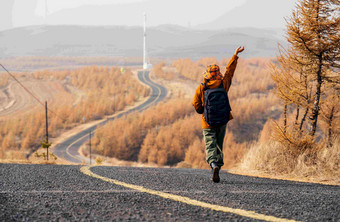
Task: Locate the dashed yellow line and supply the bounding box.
[80,166,299,222]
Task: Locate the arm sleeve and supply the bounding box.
[192,85,204,114]
[223,54,239,93]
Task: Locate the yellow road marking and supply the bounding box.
[80,166,300,222]
[139,70,162,110]
[65,133,88,163]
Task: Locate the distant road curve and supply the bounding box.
[53,70,167,163]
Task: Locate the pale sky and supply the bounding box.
[33,0,246,19]
[4,0,297,30]
[34,0,151,15]
[17,0,247,27]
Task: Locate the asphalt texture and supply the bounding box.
[1,164,339,221]
[53,70,167,164]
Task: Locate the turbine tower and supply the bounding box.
[143,12,148,70]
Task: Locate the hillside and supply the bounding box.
[196,0,296,30]
[0,25,284,59]
[0,66,149,160]
[89,57,280,169]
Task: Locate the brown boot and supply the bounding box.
[210,162,220,183]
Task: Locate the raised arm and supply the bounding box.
[223,46,245,92]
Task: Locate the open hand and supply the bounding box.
[235,46,245,55]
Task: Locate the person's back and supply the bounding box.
[203,80,231,127]
[192,46,245,183]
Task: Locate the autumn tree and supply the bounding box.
[152,62,174,80]
[320,85,340,146]
[92,99,194,161]
[0,66,150,158]
[271,47,313,134]
[184,139,207,169]
[272,0,339,145]
[289,0,339,134]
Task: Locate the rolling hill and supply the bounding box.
[0,25,284,59]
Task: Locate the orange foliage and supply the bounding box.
[228,58,275,98]
[173,57,279,143]
[0,66,149,155]
[182,130,247,169]
[152,62,174,80]
[196,57,219,68]
[92,99,193,161]
[0,56,142,72]
[92,57,281,168]
[1,55,283,171]
[172,58,204,82]
[0,74,9,87]
[184,139,207,169]
[138,114,202,165]
[222,130,247,169]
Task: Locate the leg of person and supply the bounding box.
[203,128,220,183]
[215,124,227,169]
[203,128,218,166]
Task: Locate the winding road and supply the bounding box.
[1,70,339,221]
[53,70,167,163]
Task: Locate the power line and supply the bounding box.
[0,64,45,107]
[0,63,67,122]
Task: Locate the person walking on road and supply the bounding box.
[192,46,245,183]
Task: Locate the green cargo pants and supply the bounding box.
[203,124,227,168]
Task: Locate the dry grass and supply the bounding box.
[232,141,340,186]
[0,150,66,165]
[79,143,160,168]
[0,66,150,164]
[0,79,77,120]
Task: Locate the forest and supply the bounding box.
[91,57,280,169]
[90,0,339,183]
[0,0,338,184]
[0,66,149,159]
[236,0,340,183]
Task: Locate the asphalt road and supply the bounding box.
[1,164,339,221]
[53,70,167,164]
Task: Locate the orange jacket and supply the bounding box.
[192,55,239,129]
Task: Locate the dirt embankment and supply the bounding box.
[0,78,81,119]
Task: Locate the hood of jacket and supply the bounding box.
[203,78,223,89]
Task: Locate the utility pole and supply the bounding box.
[41,102,51,159]
[89,130,92,165]
[45,101,49,160]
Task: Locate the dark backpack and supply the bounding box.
[203,82,231,127]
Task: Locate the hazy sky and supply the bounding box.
[34,0,246,15]
[5,0,297,30]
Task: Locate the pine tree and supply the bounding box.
[320,85,340,146]
[286,0,339,136]
[272,0,339,144]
